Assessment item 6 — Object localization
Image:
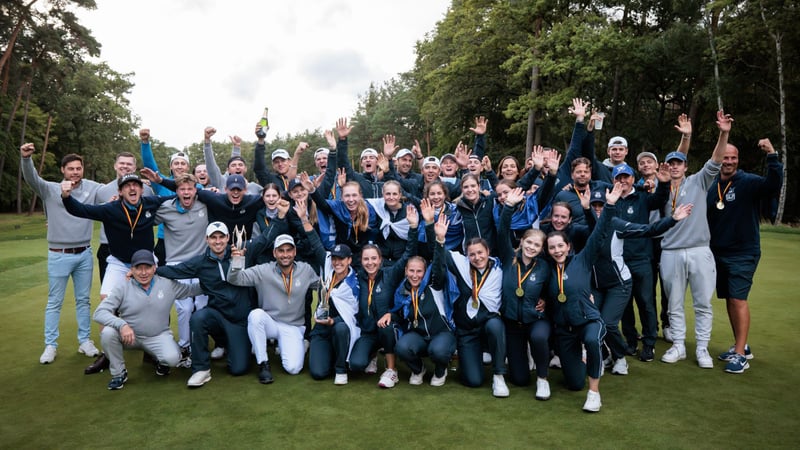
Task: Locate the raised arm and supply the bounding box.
[203,127,225,189]
[712,110,733,164]
[251,128,270,186]
[497,187,524,264]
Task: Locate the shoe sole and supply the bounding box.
[259,378,274,384]
[79,349,100,358]
[725,362,750,374]
[187,375,211,387]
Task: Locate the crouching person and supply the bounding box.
[93,249,203,390]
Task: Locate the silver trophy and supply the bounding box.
[231,225,247,270]
[315,284,330,321]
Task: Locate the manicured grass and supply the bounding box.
[1,213,798,449]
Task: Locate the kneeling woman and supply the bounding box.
[428,201,509,398]
[394,212,456,387]
[545,182,622,412]
[308,244,360,385]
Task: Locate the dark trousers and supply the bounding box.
[190,308,250,375]
[308,319,350,378]
[555,320,605,391]
[621,259,658,347]
[505,318,551,386]
[396,330,455,377]
[456,316,506,387]
[349,326,397,372]
[96,243,110,282]
[595,279,632,360]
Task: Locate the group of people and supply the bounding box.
[21,98,782,413]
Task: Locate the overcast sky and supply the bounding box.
[77,0,451,149]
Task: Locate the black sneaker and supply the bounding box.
[107,370,128,390]
[85,353,110,375]
[258,362,274,384]
[625,342,638,356]
[155,362,170,376]
[639,345,655,362]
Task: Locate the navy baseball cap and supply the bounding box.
[330,244,352,258]
[665,151,687,163]
[226,174,246,190]
[590,188,605,204]
[612,163,634,178]
[130,249,156,267]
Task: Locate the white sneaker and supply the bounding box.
[378,369,398,388]
[492,374,509,397]
[549,355,561,369]
[582,390,602,412]
[78,340,100,358]
[611,357,629,375]
[210,347,225,360]
[39,345,57,364]
[528,347,535,371]
[409,366,426,385]
[334,373,348,385]
[430,370,447,387]
[661,345,687,363]
[696,348,714,369]
[187,369,211,387]
[663,326,673,343]
[365,356,378,374]
[535,378,551,401]
[482,352,492,364]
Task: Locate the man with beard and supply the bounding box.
[21,143,102,365]
[707,138,782,374]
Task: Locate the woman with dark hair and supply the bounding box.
[456,173,497,252]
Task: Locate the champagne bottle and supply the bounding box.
[256,107,269,138]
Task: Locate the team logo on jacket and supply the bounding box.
[562,273,568,281]
[725,188,736,202]
[199,211,205,217]
[529,274,536,282]
[375,286,382,293]
[145,211,152,218]
[158,290,164,299]
[627,206,634,215]
[240,209,247,215]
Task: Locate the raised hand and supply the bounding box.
[605,181,624,205]
[674,113,692,135]
[139,129,150,142]
[568,98,588,121]
[505,187,525,207]
[481,155,492,172]
[470,116,488,135]
[406,204,419,228]
[672,203,693,221]
[578,185,591,209]
[139,167,162,184]
[20,143,35,158]
[294,198,309,221]
[434,211,450,242]
[335,118,353,139]
[530,145,545,170]
[300,171,315,191]
[383,134,398,157]
[324,129,336,149]
[454,141,471,168]
[716,110,734,133]
[656,162,671,183]
[419,198,435,224]
[204,126,216,141]
[758,138,776,154]
[337,167,347,188]
[276,198,290,218]
[546,150,561,176]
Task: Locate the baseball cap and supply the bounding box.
[118,173,144,188]
[612,163,635,179]
[441,153,456,163]
[422,156,440,168]
[360,148,379,159]
[273,234,295,249]
[314,148,329,158]
[665,151,687,163]
[330,244,352,258]
[288,178,303,191]
[271,149,290,160]
[396,148,414,159]
[636,151,658,164]
[130,249,157,267]
[205,221,229,237]
[608,136,628,148]
[226,174,246,190]
[468,153,481,161]
[227,155,245,167]
[170,151,190,165]
[590,188,605,204]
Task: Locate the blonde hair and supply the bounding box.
[343,181,369,232]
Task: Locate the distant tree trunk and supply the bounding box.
[706,5,724,110]
[28,113,52,214]
[525,17,543,160]
[0,84,26,187]
[16,80,32,214]
[0,0,37,95]
[761,3,788,223]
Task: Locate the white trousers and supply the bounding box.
[247,309,306,375]
[660,246,715,347]
[168,266,208,349]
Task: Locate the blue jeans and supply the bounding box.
[45,249,93,347]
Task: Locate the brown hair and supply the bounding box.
[343,181,370,232]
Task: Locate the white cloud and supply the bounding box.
[77,0,449,148]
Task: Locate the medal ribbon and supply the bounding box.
[517,260,536,293]
[471,266,490,308]
[281,267,293,302]
[717,180,732,206]
[122,202,143,239]
[556,263,566,298]
[410,287,419,325]
[367,278,375,310]
[669,181,682,213]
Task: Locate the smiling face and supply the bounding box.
[194,164,209,185]
[608,146,628,165]
[571,163,591,189]
[721,144,739,179]
[520,234,544,260]
[467,157,481,175]
[342,184,362,212]
[289,184,308,202]
[114,155,136,178]
[547,234,570,264]
[331,255,352,277]
[422,163,440,183]
[170,158,189,176]
[467,242,490,271]
[499,157,519,180]
[228,159,247,176]
[206,231,228,257]
[273,244,296,269]
[61,160,84,183]
[272,157,289,176]
[494,183,511,204]
[615,173,633,195]
[426,184,446,209]
[461,177,480,203]
[405,259,426,288]
[361,247,382,277]
[667,159,687,180]
[397,154,413,175]
[118,181,143,204]
[440,158,458,176]
[176,181,197,208]
[226,187,244,205]
[262,186,280,208]
[360,154,377,174]
[382,183,402,210]
[314,153,328,172]
[550,205,572,231]
[131,262,156,287]
[637,156,657,177]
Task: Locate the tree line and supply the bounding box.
[2,1,797,221]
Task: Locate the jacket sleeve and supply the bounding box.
[204,142,225,190]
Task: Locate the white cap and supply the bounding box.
[636,151,658,163]
[396,148,414,159]
[273,234,295,249]
[205,221,229,237]
[360,148,379,159]
[170,151,190,165]
[271,149,290,160]
[608,136,628,148]
[422,156,440,168]
[314,148,329,158]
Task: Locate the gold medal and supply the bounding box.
[558,293,566,303]
[716,201,725,210]
[471,299,479,309]
[515,287,524,297]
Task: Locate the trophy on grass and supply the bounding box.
[231,225,247,270]
[315,282,331,321]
